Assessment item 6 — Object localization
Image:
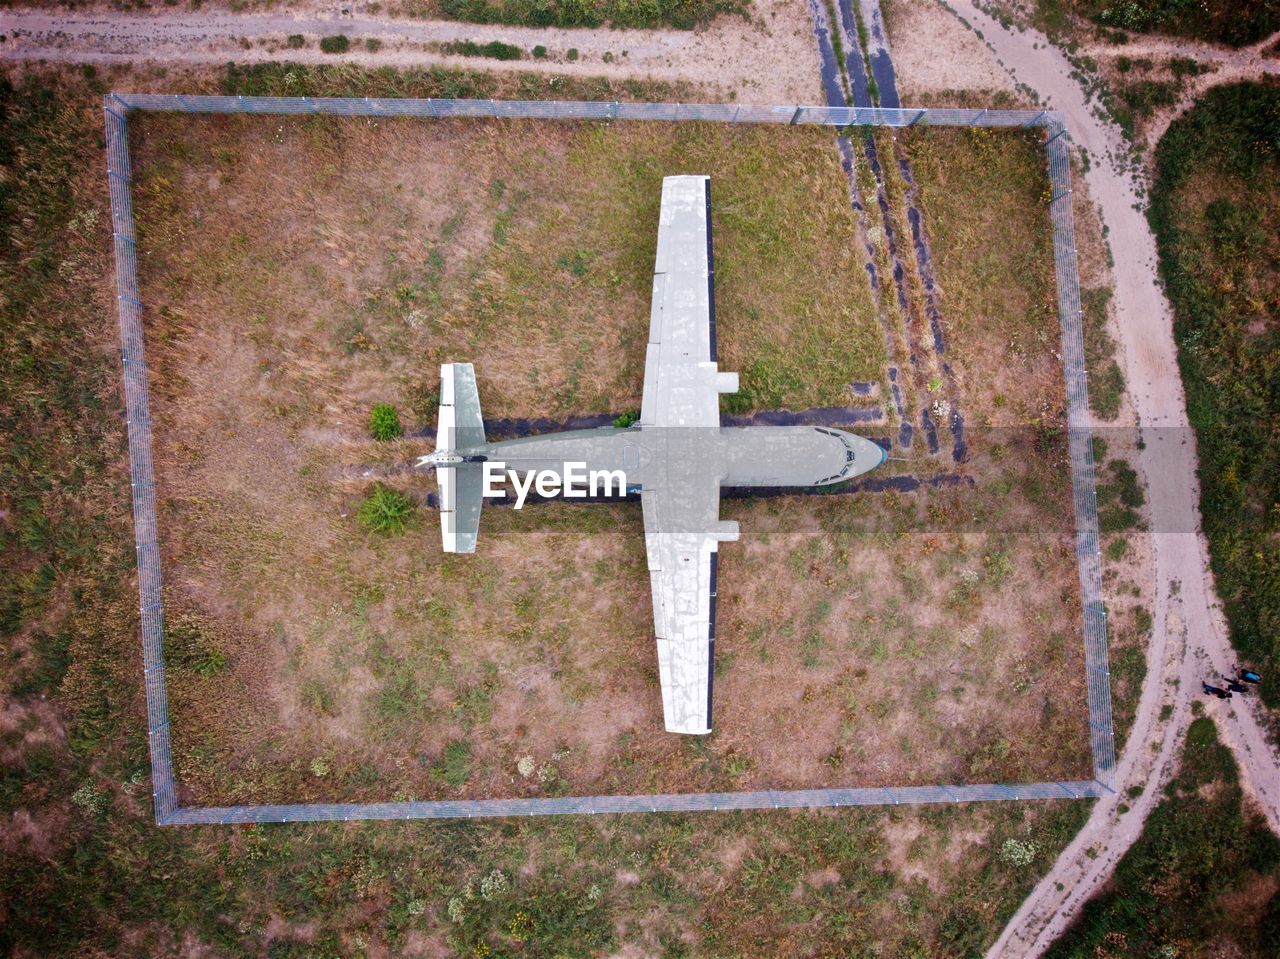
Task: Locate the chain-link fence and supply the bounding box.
[104,95,1114,825]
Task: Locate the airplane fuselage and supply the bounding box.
[437,424,886,490]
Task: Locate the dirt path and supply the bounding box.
[923,2,1280,956]
[0,1,823,103]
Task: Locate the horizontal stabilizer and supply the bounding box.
[439,463,483,553]
[436,362,486,553]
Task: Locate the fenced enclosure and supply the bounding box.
[104,94,1115,826]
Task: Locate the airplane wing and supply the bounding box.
[639,176,741,734]
[641,460,735,735]
[640,176,738,428]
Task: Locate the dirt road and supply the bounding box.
[924,2,1280,956]
[0,1,823,103]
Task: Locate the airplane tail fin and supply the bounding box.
[436,363,485,553]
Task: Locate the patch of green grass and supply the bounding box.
[1097,459,1144,534]
[437,738,472,786]
[369,402,403,440]
[611,410,639,428]
[441,39,523,61]
[357,485,416,534]
[1046,718,1280,957]
[1081,286,1123,420]
[1105,536,1128,561]
[319,34,352,54]
[1148,81,1280,713]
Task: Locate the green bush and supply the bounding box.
[365,38,383,53]
[532,44,547,58]
[286,34,306,49]
[442,39,522,60]
[566,47,579,61]
[369,402,403,441]
[319,34,351,54]
[612,410,639,428]
[435,0,747,30]
[357,485,415,535]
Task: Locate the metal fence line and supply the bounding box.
[1045,124,1117,784]
[162,780,1110,826]
[104,95,1116,824]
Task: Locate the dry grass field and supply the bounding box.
[2,65,1109,958]
[126,110,1091,807]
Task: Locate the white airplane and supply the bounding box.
[421,176,885,734]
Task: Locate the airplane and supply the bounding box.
[419,175,886,735]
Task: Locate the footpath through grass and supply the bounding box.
[1148,81,1280,716]
[1046,716,1280,957]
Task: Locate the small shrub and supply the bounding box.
[358,485,415,535]
[999,837,1038,867]
[369,402,402,440]
[286,34,306,49]
[532,44,547,58]
[566,47,579,61]
[365,38,383,52]
[442,39,521,60]
[71,782,109,819]
[319,34,351,54]
[479,868,508,900]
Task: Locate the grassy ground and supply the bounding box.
[1148,81,1280,718]
[127,103,1089,804]
[3,63,1098,957]
[1069,0,1280,47]
[1045,715,1280,957]
[1007,0,1280,47]
[897,124,1061,427]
